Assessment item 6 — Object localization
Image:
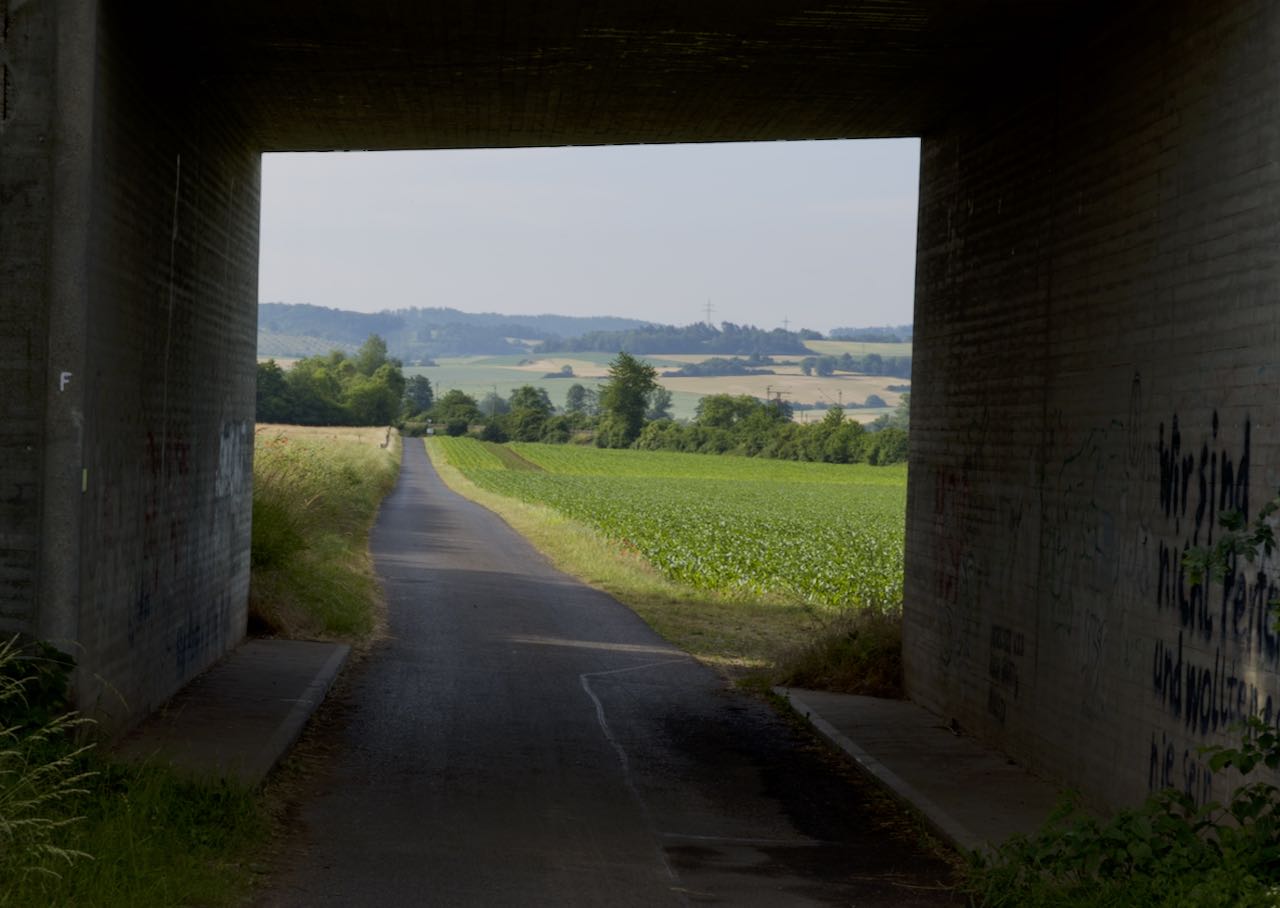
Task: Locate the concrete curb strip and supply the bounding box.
[248,642,350,785]
[113,639,351,788]
[776,687,984,855]
[774,686,1064,854]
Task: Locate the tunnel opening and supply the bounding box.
[248,137,922,672]
[255,139,921,412]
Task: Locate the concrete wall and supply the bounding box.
[3,2,260,730]
[0,0,56,631]
[905,0,1280,808]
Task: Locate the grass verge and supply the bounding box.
[249,425,402,640]
[5,762,266,908]
[0,637,266,908]
[425,437,897,689]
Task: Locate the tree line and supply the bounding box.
[635,394,908,465]
[799,352,911,379]
[257,339,909,466]
[660,354,776,377]
[828,324,913,343]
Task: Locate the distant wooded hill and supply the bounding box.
[539,322,816,356]
[259,303,830,360]
[258,303,656,362]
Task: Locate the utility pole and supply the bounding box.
[704,300,715,325]
[782,317,790,332]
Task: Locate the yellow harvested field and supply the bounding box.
[255,423,398,448]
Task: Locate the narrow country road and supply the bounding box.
[257,442,959,906]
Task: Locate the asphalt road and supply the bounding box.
[257,441,959,906]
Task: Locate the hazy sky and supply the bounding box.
[259,139,920,334]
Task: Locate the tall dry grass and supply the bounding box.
[249,425,401,640]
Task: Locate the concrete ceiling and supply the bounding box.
[160,1,1084,151]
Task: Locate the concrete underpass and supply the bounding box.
[3,0,1278,810]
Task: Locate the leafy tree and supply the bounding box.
[540,415,575,444]
[507,385,555,442]
[645,387,674,422]
[597,352,658,447]
[890,392,910,431]
[696,394,764,429]
[870,393,910,433]
[403,375,434,417]
[285,357,347,425]
[803,408,867,463]
[480,391,510,418]
[565,383,600,417]
[259,346,406,426]
[344,362,405,425]
[256,360,293,423]
[354,334,391,376]
[433,389,481,425]
[508,385,553,415]
[864,427,909,465]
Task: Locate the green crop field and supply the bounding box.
[432,438,906,610]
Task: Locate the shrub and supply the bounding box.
[775,610,902,697]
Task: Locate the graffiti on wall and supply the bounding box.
[1146,409,1280,798]
[987,623,1025,723]
[215,420,251,499]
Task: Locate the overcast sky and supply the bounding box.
[259,139,920,335]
